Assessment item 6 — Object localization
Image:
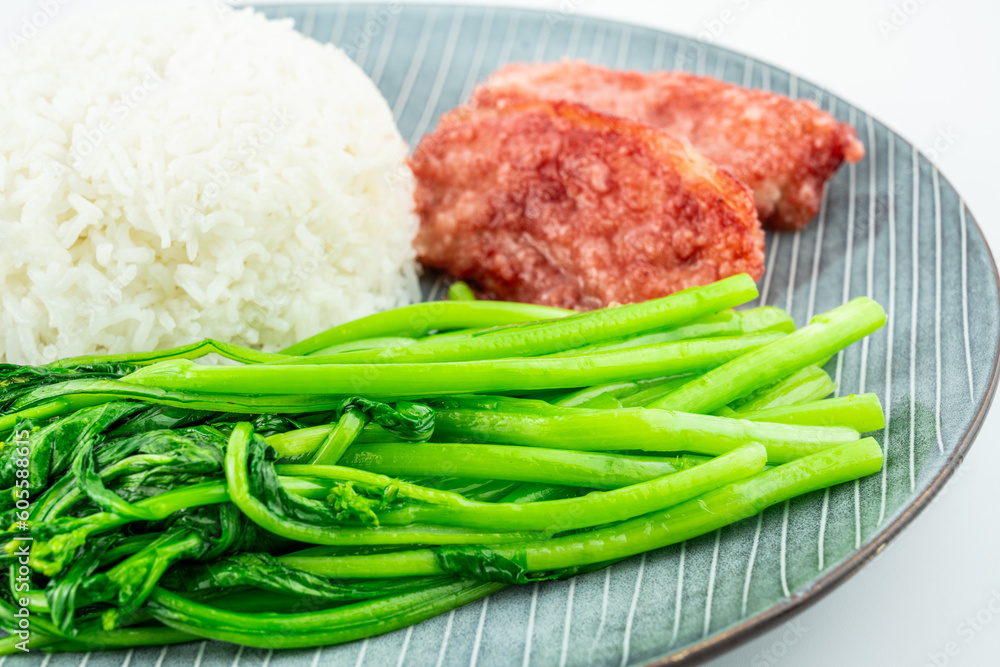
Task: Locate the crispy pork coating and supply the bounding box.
[471,61,865,230]
[411,100,764,309]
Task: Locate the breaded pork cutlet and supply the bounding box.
[411,100,764,310]
[471,61,865,231]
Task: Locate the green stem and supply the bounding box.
[447,281,478,301]
[280,301,572,356]
[272,274,758,364]
[310,411,367,465]
[544,306,794,358]
[225,424,543,546]
[122,333,782,398]
[375,444,766,532]
[330,442,707,489]
[736,394,885,432]
[0,624,195,654]
[648,298,886,414]
[310,336,420,356]
[284,437,883,578]
[148,579,504,649]
[47,339,286,368]
[732,364,836,413]
[430,396,859,464]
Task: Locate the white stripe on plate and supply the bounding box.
[469,595,490,667]
[879,131,897,526]
[566,16,584,58]
[558,578,576,667]
[759,234,780,306]
[436,610,456,667]
[230,645,244,667]
[854,112,877,549]
[620,553,646,667]
[533,20,552,62]
[960,202,974,399]
[779,500,791,597]
[392,12,438,119]
[330,3,350,45]
[933,166,944,453]
[498,13,522,64]
[396,625,414,667]
[299,6,317,37]
[615,26,632,68]
[459,8,497,101]
[806,187,831,322]
[702,530,722,636]
[742,512,763,616]
[589,566,613,661]
[355,6,378,69]
[590,25,607,61]
[370,8,401,86]
[713,50,726,79]
[521,582,539,667]
[786,230,801,314]
[408,8,465,144]
[818,487,830,571]
[670,542,686,644]
[155,642,168,667]
[193,641,207,667]
[353,639,370,667]
[310,645,323,667]
[909,145,920,490]
[651,33,666,70]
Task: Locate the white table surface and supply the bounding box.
[4,1,998,664]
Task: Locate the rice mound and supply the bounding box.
[0,4,419,365]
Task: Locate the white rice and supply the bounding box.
[0,3,420,365]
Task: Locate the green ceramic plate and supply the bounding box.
[54,3,1000,666]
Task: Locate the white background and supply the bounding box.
[3,1,999,665]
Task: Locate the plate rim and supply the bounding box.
[185,3,1000,665]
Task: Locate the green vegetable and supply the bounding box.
[648,298,886,413]
[281,300,573,356]
[544,306,794,357]
[731,364,836,413]
[447,281,478,301]
[283,438,883,579]
[270,274,759,364]
[429,395,859,464]
[0,275,890,656]
[373,444,766,532]
[122,333,782,398]
[736,393,886,432]
[330,441,708,489]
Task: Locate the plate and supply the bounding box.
[68,3,1000,666]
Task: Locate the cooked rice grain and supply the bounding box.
[0,4,419,364]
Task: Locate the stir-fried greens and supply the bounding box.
[0,274,887,654]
